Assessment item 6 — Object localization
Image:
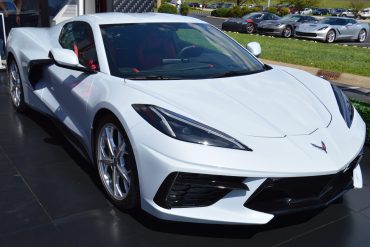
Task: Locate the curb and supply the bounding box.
[206,15,227,20]
[261,59,370,90]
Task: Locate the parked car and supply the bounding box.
[257,14,317,38]
[187,2,200,8]
[341,9,355,18]
[295,17,369,43]
[221,3,234,8]
[312,8,330,16]
[7,12,365,225]
[300,8,312,15]
[331,8,345,16]
[222,12,280,34]
[207,3,218,9]
[358,8,370,19]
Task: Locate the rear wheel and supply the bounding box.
[358,29,367,43]
[245,23,255,34]
[95,115,140,210]
[326,29,336,43]
[8,58,26,112]
[282,26,293,38]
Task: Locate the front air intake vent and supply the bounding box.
[154,172,248,209]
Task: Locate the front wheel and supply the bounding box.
[95,115,140,210]
[282,26,293,38]
[326,30,336,43]
[8,58,26,112]
[358,29,367,43]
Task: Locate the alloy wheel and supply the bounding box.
[246,23,254,34]
[97,123,131,201]
[327,30,336,43]
[283,27,292,38]
[9,61,22,108]
[359,30,366,42]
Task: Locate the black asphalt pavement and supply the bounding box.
[0,71,369,246]
[190,14,370,47]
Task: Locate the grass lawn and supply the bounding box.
[226,32,370,77]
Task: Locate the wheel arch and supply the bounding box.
[90,107,138,166]
[91,108,117,161]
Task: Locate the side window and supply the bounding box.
[59,22,99,71]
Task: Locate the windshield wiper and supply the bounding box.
[126,75,182,80]
[212,70,262,78]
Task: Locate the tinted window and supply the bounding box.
[59,21,99,70]
[319,18,346,25]
[101,23,265,80]
[242,13,262,20]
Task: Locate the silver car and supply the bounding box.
[257,14,317,38]
[295,17,369,43]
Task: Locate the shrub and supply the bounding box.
[267,7,278,15]
[249,6,262,12]
[180,4,189,15]
[228,6,243,17]
[278,7,290,16]
[158,3,177,14]
[241,6,251,16]
[352,100,370,145]
[211,8,230,17]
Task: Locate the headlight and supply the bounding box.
[275,23,284,27]
[133,105,251,151]
[318,26,329,31]
[332,85,354,128]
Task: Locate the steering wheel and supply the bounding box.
[178,45,203,59]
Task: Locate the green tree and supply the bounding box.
[349,0,365,17]
[281,0,320,10]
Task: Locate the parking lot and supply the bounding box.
[190,14,370,47]
[0,65,370,247]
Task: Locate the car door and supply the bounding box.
[46,21,100,140]
[340,19,358,38]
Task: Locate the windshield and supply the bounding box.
[100,23,265,80]
[319,18,346,25]
[242,13,262,20]
[280,15,300,21]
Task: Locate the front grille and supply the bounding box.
[244,155,362,214]
[154,172,248,209]
[258,28,275,33]
[295,31,317,37]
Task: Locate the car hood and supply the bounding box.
[258,20,288,26]
[126,68,332,138]
[297,23,330,31]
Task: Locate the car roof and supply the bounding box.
[67,12,206,26]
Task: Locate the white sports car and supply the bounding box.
[6,13,365,224]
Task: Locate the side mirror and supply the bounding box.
[346,22,353,26]
[246,42,261,57]
[49,48,97,74]
[50,48,79,67]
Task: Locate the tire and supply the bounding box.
[8,58,27,112]
[326,29,336,43]
[282,26,293,38]
[245,23,255,34]
[94,114,140,210]
[358,29,367,43]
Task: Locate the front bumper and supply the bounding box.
[294,30,328,41]
[129,108,365,224]
[257,26,284,36]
